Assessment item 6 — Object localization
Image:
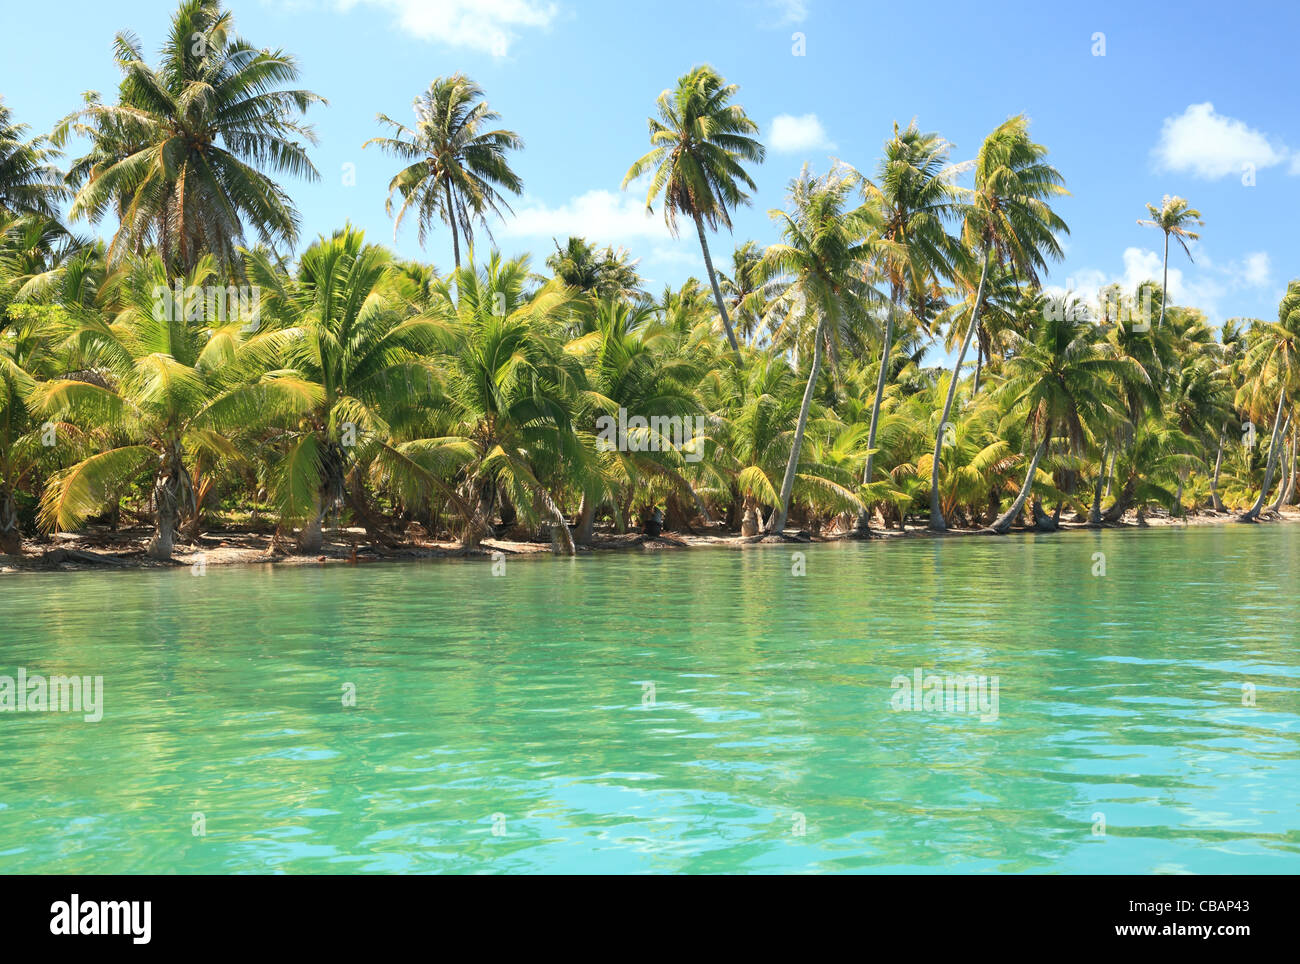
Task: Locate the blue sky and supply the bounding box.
[2,0,1297,324]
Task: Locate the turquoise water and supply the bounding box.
[0,526,1297,873]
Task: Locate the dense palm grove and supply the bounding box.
[2,0,1298,562]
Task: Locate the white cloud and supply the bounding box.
[334,0,556,56]
[768,0,809,23]
[1052,246,1273,322]
[1242,251,1271,287]
[500,188,675,243]
[768,113,835,153]
[1152,102,1288,180]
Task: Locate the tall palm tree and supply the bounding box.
[365,75,523,271]
[57,0,322,275]
[0,98,67,220]
[859,121,962,531]
[928,115,1068,531]
[762,165,876,535]
[622,65,765,353]
[1137,195,1202,329]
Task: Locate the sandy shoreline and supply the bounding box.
[3,507,1297,575]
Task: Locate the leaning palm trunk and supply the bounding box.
[858,298,900,534]
[693,214,741,353]
[1241,391,1288,522]
[988,438,1048,534]
[1270,419,1295,513]
[1283,423,1299,507]
[929,249,992,530]
[1210,425,1227,512]
[767,318,825,535]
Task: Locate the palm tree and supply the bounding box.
[420,256,586,552]
[57,0,322,274]
[859,121,962,532]
[928,115,1068,531]
[0,98,67,220]
[243,226,446,551]
[365,75,523,271]
[546,236,645,302]
[1238,281,1300,521]
[1137,195,1202,329]
[33,254,275,559]
[718,240,776,346]
[986,300,1131,533]
[762,165,876,535]
[622,65,765,353]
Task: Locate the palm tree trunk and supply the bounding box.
[1210,424,1227,511]
[858,298,899,533]
[693,213,741,353]
[1158,231,1169,329]
[1284,423,1298,506]
[929,247,992,531]
[1270,416,1294,513]
[445,180,461,270]
[1241,390,1287,521]
[767,318,825,535]
[1088,446,1108,524]
[989,437,1048,534]
[972,344,983,396]
[0,485,21,555]
[575,494,597,545]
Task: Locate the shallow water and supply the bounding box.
[0,525,1297,873]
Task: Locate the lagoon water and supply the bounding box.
[1,526,1297,873]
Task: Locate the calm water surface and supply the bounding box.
[1,526,1297,873]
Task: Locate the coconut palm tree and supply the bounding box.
[622,65,764,353]
[858,121,962,532]
[928,115,1068,531]
[1238,281,1300,521]
[32,254,283,559]
[1137,195,1202,329]
[57,0,322,275]
[365,75,523,271]
[395,254,586,553]
[761,165,877,535]
[546,236,645,302]
[0,98,67,221]
[242,226,447,551]
[986,299,1132,533]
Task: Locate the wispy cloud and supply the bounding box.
[1152,102,1289,180]
[768,113,835,153]
[333,0,557,56]
[768,0,809,24]
[1052,246,1274,321]
[500,185,674,244]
